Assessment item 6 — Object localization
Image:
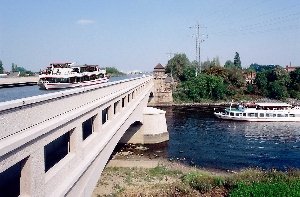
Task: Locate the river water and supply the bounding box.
[1,77,300,171]
[156,106,300,171]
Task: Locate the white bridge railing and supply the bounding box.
[0,76,152,141]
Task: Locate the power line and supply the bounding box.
[189,22,208,75]
[205,0,270,25]
[209,3,300,28]
[211,24,300,37]
[200,0,240,22]
[209,13,300,36]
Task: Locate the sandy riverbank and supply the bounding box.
[92,144,233,197]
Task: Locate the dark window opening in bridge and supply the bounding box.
[82,115,96,140]
[114,101,119,114]
[44,131,70,172]
[132,91,134,99]
[0,161,21,197]
[102,107,109,124]
[122,97,125,108]
[128,94,130,103]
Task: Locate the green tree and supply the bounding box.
[287,68,300,99]
[165,53,191,82]
[289,68,300,91]
[224,60,234,68]
[254,71,269,96]
[12,63,15,72]
[213,56,221,67]
[268,81,288,99]
[201,58,212,71]
[181,74,225,101]
[249,63,277,72]
[11,63,18,72]
[0,60,3,74]
[183,66,196,81]
[234,52,242,69]
[204,65,228,80]
[225,66,245,88]
[105,67,126,77]
[268,66,290,86]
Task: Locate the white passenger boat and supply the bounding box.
[214,102,300,122]
[38,62,109,90]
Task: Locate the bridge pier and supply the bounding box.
[120,107,169,144]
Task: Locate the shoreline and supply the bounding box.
[92,153,233,197]
[108,143,239,175]
[148,97,300,107]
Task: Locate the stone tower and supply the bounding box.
[149,63,173,105]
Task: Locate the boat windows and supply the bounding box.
[243,113,246,116]
[290,114,295,117]
[248,113,258,117]
[99,73,104,78]
[90,75,96,80]
[61,78,69,83]
[70,77,75,83]
[259,113,264,117]
[83,76,89,81]
[277,114,285,117]
[273,114,277,117]
[76,77,82,82]
[230,112,234,116]
[54,78,61,83]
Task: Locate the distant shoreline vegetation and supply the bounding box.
[104,67,126,77]
[165,53,300,103]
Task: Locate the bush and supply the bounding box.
[181,171,224,193]
[229,181,300,197]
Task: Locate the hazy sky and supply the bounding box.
[1,0,299,72]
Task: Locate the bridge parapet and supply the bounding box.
[0,76,150,140]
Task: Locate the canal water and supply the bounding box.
[0,75,137,103]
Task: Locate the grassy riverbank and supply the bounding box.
[92,157,300,197]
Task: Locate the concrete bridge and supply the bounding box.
[0,76,169,197]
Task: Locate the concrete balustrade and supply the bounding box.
[0,75,165,197]
[0,76,149,140]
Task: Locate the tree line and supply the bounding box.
[0,60,35,76]
[165,53,299,102]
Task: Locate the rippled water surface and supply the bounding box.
[158,106,300,171]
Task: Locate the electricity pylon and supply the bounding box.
[190,22,208,75]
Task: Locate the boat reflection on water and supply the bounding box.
[156,106,300,171]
